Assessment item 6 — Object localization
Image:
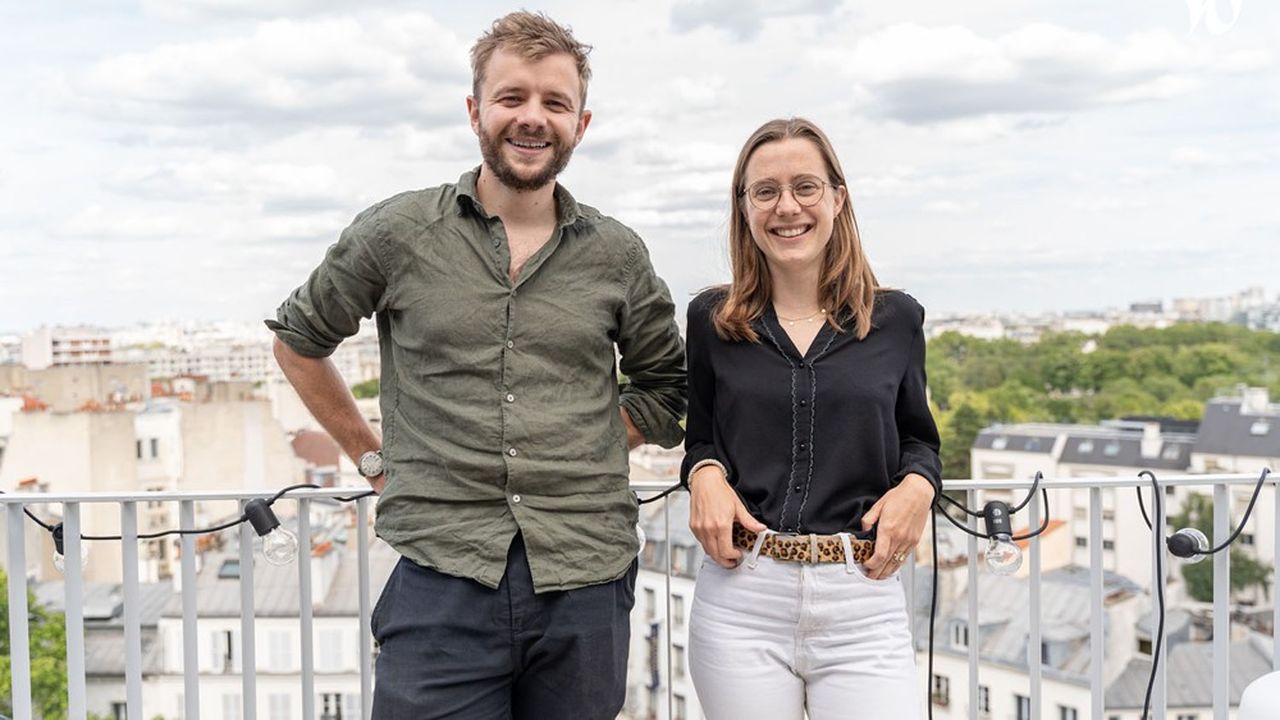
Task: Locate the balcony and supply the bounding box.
[2,473,1276,720]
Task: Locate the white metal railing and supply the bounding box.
[3,474,1276,720]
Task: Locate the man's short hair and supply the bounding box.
[470,12,593,108]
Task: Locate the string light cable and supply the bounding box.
[1133,467,1271,720]
[1,482,379,569]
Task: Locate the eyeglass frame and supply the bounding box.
[736,175,841,211]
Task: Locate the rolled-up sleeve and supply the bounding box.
[616,238,686,449]
[894,305,943,494]
[266,205,389,357]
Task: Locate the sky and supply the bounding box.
[1,0,1276,332]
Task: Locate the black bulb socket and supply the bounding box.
[982,501,1014,540]
[1167,528,1205,558]
[53,522,66,556]
[245,499,281,537]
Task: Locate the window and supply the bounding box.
[1249,420,1270,436]
[1015,694,1031,720]
[672,593,686,628]
[1242,533,1255,546]
[931,674,950,707]
[150,438,160,458]
[211,629,236,672]
[317,629,344,672]
[112,702,127,720]
[1176,715,1199,720]
[135,440,143,459]
[673,644,686,677]
[1078,440,1094,454]
[1059,705,1078,720]
[1103,442,1121,457]
[1075,537,1087,548]
[977,685,991,714]
[1103,539,1115,551]
[319,693,345,720]
[644,588,656,621]
[674,694,687,720]
[268,630,293,672]
[1162,444,1182,461]
[1073,507,1086,519]
[1138,638,1153,655]
[951,622,969,649]
[268,694,291,720]
[222,694,241,720]
[1102,510,1115,520]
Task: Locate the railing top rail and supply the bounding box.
[0,472,1269,504]
[944,471,1271,492]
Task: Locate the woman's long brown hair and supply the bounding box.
[714,117,880,343]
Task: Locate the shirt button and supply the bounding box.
[505,393,515,403]
[506,340,514,349]
[508,448,518,457]
[793,485,802,493]
[799,399,808,407]
[512,494,522,503]
[799,443,807,451]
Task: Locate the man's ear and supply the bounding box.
[466,96,481,136]
[572,109,593,147]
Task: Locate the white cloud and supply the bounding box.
[822,23,1268,124]
[670,0,842,39]
[79,13,470,130]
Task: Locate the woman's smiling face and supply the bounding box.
[741,137,847,275]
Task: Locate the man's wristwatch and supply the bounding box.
[357,450,384,478]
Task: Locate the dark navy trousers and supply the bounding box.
[370,534,637,719]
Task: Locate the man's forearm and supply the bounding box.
[273,338,381,466]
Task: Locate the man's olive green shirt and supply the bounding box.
[267,169,686,592]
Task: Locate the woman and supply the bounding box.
[682,117,941,719]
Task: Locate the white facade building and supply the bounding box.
[21,326,113,369]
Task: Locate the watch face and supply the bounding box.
[359,451,383,477]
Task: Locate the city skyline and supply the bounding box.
[1,1,1277,328]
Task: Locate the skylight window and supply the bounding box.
[991,437,1008,450]
[1103,442,1121,457]
[1078,440,1094,454]
[1250,421,1271,436]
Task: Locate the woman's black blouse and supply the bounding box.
[680,288,942,536]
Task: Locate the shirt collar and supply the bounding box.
[455,166,583,228]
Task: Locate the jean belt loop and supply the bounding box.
[746,529,770,570]
[807,534,819,564]
[838,533,857,574]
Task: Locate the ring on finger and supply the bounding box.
[892,552,908,563]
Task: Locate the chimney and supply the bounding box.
[1140,423,1162,459]
[1240,387,1269,415]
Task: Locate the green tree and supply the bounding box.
[351,378,380,399]
[0,567,69,720]
[1169,494,1272,603]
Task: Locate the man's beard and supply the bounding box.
[478,122,576,193]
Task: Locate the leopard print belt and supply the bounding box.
[732,524,875,564]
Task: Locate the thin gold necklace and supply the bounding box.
[775,307,826,327]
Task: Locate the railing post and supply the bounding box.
[966,488,979,720]
[122,501,144,719]
[180,500,201,720]
[358,496,373,720]
[240,500,258,720]
[64,502,87,720]
[298,497,315,720]
[6,503,33,720]
[1027,492,1042,719]
[1089,487,1104,719]
[1213,483,1230,720]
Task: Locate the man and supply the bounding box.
[267,12,686,720]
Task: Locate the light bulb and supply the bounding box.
[244,498,299,565]
[985,536,1023,575]
[1168,527,1210,565]
[262,526,299,566]
[52,523,90,573]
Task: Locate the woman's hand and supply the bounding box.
[689,465,766,568]
[861,473,935,579]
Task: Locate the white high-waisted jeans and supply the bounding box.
[688,534,921,720]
